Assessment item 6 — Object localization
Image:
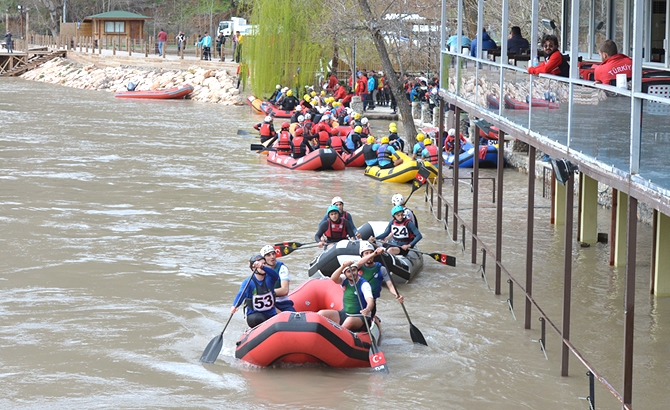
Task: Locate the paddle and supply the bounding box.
[419,251,457,266]
[404,163,432,204]
[250,143,277,151]
[199,272,254,364]
[273,241,318,257]
[380,253,428,346]
[351,266,388,373]
[237,129,252,135]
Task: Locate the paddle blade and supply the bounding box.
[412,164,431,190]
[238,129,252,135]
[273,241,303,257]
[410,323,428,346]
[200,334,223,363]
[369,347,389,373]
[426,253,457,266]
[250,143,266,151]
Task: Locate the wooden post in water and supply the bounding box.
[113,38,116,55]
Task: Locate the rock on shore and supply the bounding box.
[20,57,243,105]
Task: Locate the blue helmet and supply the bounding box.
[391,205,404,216]
[127,82,136,91]
[327,205,341,215]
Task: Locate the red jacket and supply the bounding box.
[528,51,569,77]
[333,86,347,101]
[594,54,632,85]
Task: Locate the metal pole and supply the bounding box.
[561,173,575,377]
[525,146,536,329]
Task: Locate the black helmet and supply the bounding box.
[127,82,137,91]
[249,254,265,270]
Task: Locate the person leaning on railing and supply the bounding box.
[527,34,569,78]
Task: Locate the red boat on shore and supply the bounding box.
[115,84,194,99]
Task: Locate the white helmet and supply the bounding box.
[359,241,375,256]
[282,87,289,92]
[298,115,305,123]
[276,84,281,90]
[448,128,456,136]
[304,113,311,120]
[361,117,369,125]
[260,245,275,257]
[391,193,405,206]
[264,116,273,122]
[331,196,344,205]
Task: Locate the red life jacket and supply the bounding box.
[329,135,343,153]
[424,144,439,164]
[318,130,331,148]
[324,218,348,241]
[276,130,291,153]
[259,123,274,138]
[292,136,304,157]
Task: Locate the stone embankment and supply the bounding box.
[20,57,243,105]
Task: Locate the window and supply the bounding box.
[104,21,125,33]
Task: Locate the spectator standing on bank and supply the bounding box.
[4,30,13,53]
[176,31,186,54]
[216,31,226,61]
[199,31,212,60]
[157,29,168,56]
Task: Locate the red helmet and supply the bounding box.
[294,127,304,136]
[281,122,290,129]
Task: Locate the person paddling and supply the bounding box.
[372,205,423,256]
[260,245,295,312]
[356,242,404,319]
[315,205,358,248]
[231,254,280,328]
[317,260,374,331]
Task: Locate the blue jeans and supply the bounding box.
[158,41,165,56]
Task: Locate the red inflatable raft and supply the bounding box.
[341,145,366,167]
[115,84,194,99]
[235,279,381,368]
[267,148,346,171]
[487,94,559,110]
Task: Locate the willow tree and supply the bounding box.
[246,0,327,97]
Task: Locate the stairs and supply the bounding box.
[1,50,66,77]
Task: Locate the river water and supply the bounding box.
[1,78,668,409]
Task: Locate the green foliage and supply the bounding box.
[246,0,327,97]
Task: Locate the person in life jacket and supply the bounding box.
[280,89,300,111]
[372,205,423,256]
[316,124,331,148]
[329,133,345,153]
[420,138,439,165]
[317,260,374,331]
[387,122,405,152]
[276,122,292,155]
[363,135,380,167]
[315,205,358,248]
[306,134,320,153]
[345,126,364,153]
[254,116,276,144]
[230,254,280,327]
[269,84,281,103]
[391,193,418,229]
[377,136,403,169]
[320,196,357,228]
[289,105,303,124]
[444,128,468,153]
[260,245,295,312]
[290,127,307,158]
[355,242,404,318]
[411,133,426,159]
[360,117,371,136]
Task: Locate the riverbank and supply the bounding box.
[20,56,242,105]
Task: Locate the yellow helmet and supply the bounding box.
[417,133,425,142]
[424,138,432,145]
[304,94,311,102]
[286,90,293,96]
[389,122,397,130]
[389,126,397,133]
[354,126,363,133]
[320,90,326,96]
[310,91,317,97]
[353,113,361,120]
[381,136,390,144]
[367,136,376,144]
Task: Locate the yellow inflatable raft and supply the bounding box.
[364,151,438,183]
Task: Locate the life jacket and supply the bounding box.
[361,125,370,136]
[276,130,291,153]
[292,136,305,157]
[342,277,368,315]
[445,133,466,152]
[424,144,439,164]
[377,144,392,163]
[329,135,344,153]
[248,275,276,314]
[273,261,285,289]
[363,144,377,163]
[359,262,383,299]
[391,217,415,245]
[318,130,331,148]
[324,218,348,242]
[259,123,274,138]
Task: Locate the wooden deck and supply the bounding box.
[0,49,67,77]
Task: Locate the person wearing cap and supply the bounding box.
[259,245,295,312]
[363,135,380,166]
[315,204,359,248]
[254,116,276,144]
[372,205,423,256]
[355,244,404,318]
[231,254,280,327]
[317,259,374,331]
[411,133,426,159]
